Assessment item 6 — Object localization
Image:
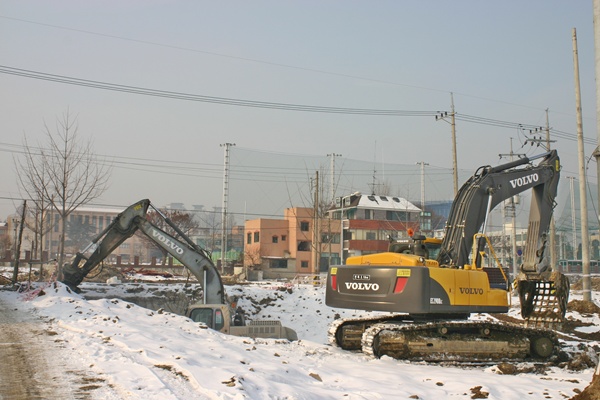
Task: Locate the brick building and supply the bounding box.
[244,194,423,279]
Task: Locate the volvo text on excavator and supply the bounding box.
[325,150,569,362]
[61,199,297,341]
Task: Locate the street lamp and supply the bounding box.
[339,192,361,264]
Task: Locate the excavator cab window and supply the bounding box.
[214,309,225,331]
[425,242,441,260]
[189,308,225,331]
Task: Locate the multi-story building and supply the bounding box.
[3,205,154,264]
[244,207,314,279]
[244,194,423,279]
[329,193,422,262]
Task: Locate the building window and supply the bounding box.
[269,259,288,269]
[254,232,260,242]
[365,209,372,220]
[366,231,376,240]
[321,233,340,244]
[281,235,287,241]
[300,221,309,232]
[247,233,252,244]
[386,211,408,222]
[301,261,309,268]
[297,241,311,251]
[272,236,278,243]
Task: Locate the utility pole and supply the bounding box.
[500,139,524,277]
[12,200,27,284]
[416,162,429,233]
[569,176,577,258]
[572,27,592,302]
[220,142,235,273]
[593,0,600,234]
[312,171,320,275]
[327,153,341,205]
[542,109,560,271]
[435,93,458,195]
[416,162,429,210]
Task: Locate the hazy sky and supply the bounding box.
[0,1,596,228]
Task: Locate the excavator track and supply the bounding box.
[328,315,406,350]
[360,320,558,362]
[329,316,559,362]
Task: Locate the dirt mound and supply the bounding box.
[570,277,600,291]
[568,300,600,315]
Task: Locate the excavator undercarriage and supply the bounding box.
[329,315,559,362]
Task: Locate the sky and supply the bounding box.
[0,1,598,227]
[0,276,597,399]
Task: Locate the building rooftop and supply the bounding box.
[356,194,421,212]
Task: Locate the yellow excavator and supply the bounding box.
[325,150,569,362]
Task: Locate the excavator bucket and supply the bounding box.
[517,271,570,328]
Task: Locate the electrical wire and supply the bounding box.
[0,65,440,117]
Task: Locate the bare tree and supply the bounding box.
[15,111,111,278]
[15,136,55,261]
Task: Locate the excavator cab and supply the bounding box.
[388,233,442,260]
[188,304,230,332]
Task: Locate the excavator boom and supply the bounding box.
[61,199,225,305]
[60,199,297,341]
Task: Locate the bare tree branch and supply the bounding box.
[14,110,112,278]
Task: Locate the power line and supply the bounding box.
[0,63,588,141]
[0,65,440,117]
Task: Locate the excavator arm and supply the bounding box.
[438,150,560,271]
[436,150,567,324]
[61,199,226,305]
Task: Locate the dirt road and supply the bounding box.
[0,289,113,399]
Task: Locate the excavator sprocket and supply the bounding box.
[328,315,407,350]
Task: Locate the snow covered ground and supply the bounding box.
[0,275,598,399]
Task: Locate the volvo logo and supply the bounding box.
[459,287,484,295]
[151,230,184,255]
[345,282,380,291]
[353,274,370,280]
[509,173,539,189]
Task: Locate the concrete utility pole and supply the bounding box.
[593,0,600,229]
[569,176,578,258]
[416,162,429,210]
[12,200,26,284]
[572,28,592,301]
[499,139,523,277]
[220,142,235,272]
[435,93,458,195]
[312,171,320,275]
[544,109,558,270]
[416,161,428,233]
[327,153,341,205]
